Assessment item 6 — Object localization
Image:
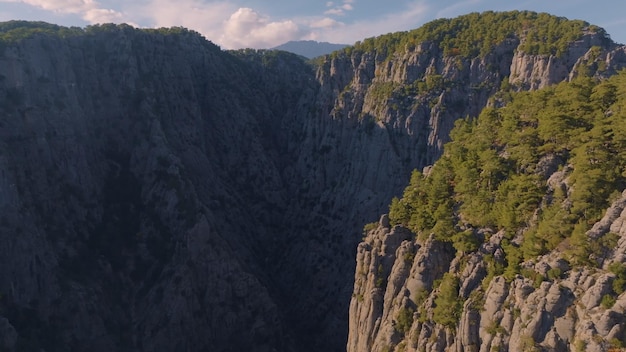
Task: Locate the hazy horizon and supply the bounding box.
[1,1,625,49]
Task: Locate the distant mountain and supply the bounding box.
[272,40,348,58]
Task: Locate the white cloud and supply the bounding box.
[324,0,355,17]
[132,0,426,49]
[0,0,429,49]
[310,1,429,44]
[128,0,234,42]
[324,8,345,16]
[0,0,125,23]
[310,17,344,29]
[124,1,304,49]
[83,8,123,23]
[134,1,327,49]
[220,8,302,49]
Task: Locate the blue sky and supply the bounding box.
[1,0,625,49]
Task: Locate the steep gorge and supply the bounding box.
[0,12,625,352]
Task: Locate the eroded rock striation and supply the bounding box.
[349,191,626,352]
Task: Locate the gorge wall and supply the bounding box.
[0,13,625,352]
[349,200,626,352]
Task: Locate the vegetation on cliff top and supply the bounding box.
[338,11,611,60]
[389,70,626,270]
[0,21,208,48]
[0,21,84,42]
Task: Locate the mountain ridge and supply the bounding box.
[348,70,626,351]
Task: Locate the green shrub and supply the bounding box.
[413,288,430,322]
[486,321,506,335]
[609,262,626,294]
[468,288,485,310]
[433,273,462,328]
[601,294,616,309]
[376,264,386,288]
[609,338,624,349]
[547,267,563,280]
[395,307,415,334]
[520,335,539,352]
[452,230,480,253]
[482,254,505,290]
[362,222,378,238]
[574,340,587,352]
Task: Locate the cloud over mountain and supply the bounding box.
[0,0,124,23]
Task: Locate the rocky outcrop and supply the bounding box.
[510,28,613,90]
[316,27,624,168]
[348,217,455,352]
[348,190,626,352]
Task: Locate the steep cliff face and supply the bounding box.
[345,27,626,349]
[275,20,626,348]
[0,25,308,351]
[349,193,626,352]
[314,24,626,169]
[1,13,626,352]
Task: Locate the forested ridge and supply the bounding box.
[338,11,612,60]
[350,63,626,352]
[388,70,626,295]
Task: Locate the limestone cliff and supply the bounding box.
[0,25,299,352]
[349,191,626,352]
[0,13,625,352]
[345,22,626,349]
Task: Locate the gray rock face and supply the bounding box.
[348,192,626,352]
[0,317,17,351]
[0,26,299,352]
[0,19,625,352]
[348,221,455,352]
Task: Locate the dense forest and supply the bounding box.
[338,11,612,60]
[387,71,626,305]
